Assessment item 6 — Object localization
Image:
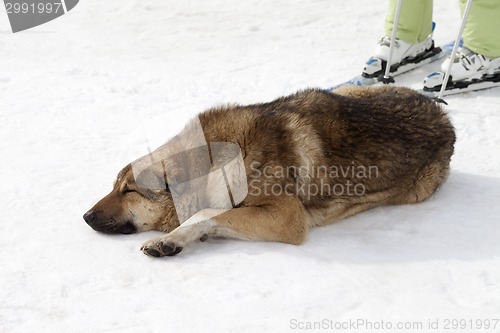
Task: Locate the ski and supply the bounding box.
[326,40,457,92]
[419,72,500,97]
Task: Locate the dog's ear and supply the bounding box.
[135,163,168,191]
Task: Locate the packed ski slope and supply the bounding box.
[1,0,499,332]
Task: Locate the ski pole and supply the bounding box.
[437,0,473,103]
[380,0,403,84]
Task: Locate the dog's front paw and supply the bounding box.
[140,237,183,257]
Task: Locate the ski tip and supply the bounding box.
[325,77,367,92]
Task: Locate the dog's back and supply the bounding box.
[197,86,455,223]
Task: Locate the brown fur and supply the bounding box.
[83,86,455,257]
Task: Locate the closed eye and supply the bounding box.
[122,184,136,194]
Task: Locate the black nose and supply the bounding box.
[83,211,96,224]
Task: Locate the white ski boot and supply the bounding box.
[375,36,434,64]
[441,47,500,80]
[423,47,500,95]
[363,34,441,79]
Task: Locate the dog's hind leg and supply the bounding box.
[141,196,309,257]
[387,162,450,205]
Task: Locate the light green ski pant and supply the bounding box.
[385,0,500,58]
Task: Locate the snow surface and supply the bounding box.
[1,0,500,332]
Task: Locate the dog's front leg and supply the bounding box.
[141,208,226,257]
[141,196,309,257]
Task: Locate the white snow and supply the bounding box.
[1,0,500,332]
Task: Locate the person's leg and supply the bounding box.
[385,0,433,44]
[363,0,435,77]
[435,0,500,81]
[461,0,500,58]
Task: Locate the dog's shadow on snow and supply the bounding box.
[295,170,500,263]
[196,171,500,264]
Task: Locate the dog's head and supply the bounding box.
[83,162,182,234]
[84,135,248,235]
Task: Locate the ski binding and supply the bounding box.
[421,72,500,97]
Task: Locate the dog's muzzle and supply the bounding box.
[83,210,137,234]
